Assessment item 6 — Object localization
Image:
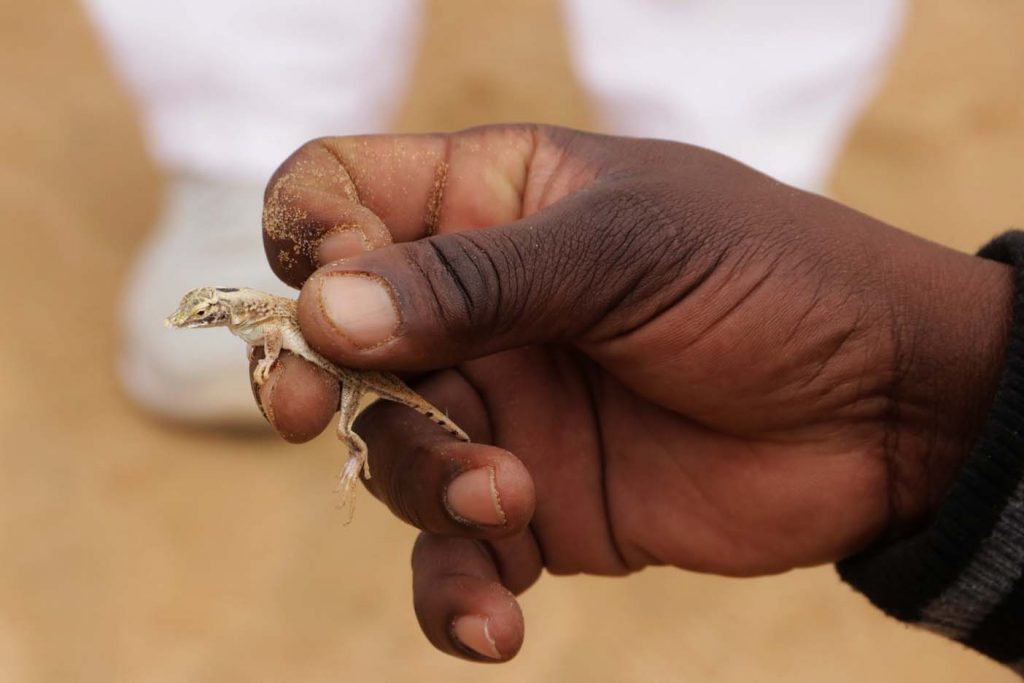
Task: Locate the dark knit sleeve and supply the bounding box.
[837,230,1024,671]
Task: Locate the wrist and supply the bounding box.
[888,240,1013,534]
[838,231,1024,661]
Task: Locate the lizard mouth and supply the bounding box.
[165,310,228,328]
[164,313,198,328]
[166,318,212,329]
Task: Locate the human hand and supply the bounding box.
[254,125,1010,661]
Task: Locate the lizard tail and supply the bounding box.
[421,406,471,443]
[373,381,471,443]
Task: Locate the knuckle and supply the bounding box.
[565,177,739,339]
[566,183,679,318]
[405,233,517,337]
[264,137,337,205]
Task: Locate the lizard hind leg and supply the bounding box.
[335,381,369,523]
[334,435,367,524]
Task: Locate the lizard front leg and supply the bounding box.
[252,326,283,387]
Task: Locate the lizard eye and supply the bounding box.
[195,308,207,317]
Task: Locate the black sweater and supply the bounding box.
[839,231,1024,673]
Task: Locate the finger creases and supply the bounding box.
[262,126,557,288]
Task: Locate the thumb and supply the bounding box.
[295,183,696,371]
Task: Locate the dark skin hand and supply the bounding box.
[250,125,1011,662]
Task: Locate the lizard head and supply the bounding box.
[164,287,235,328]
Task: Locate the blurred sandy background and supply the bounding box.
[1,1,1022,681]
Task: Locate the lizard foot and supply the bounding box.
[334,456,363,524]
[252,357,275,386]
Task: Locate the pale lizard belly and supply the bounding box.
[232,323,270,346]
[280,325,338,372]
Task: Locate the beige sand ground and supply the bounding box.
[1,1,1022,681]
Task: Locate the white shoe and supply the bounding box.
[119,174,294,427]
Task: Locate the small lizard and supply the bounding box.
[165,286,470,518]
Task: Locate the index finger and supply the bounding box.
[261,124,592,287]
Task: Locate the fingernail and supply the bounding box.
[445,466,506,526]
[318,273,400,348]
[319,228,369,263]
[452,615,502,660]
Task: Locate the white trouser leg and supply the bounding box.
[562,0,906,190]
[81,0,421,180]
[79,0,422,424]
